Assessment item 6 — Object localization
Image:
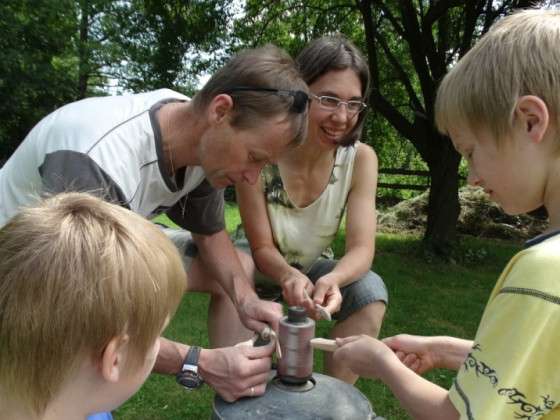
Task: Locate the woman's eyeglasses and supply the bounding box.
[310,94,367,115]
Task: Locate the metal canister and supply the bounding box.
[212,371,382,419]
[277,306,315,384]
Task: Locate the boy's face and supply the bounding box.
[448,122,546,215]
[105,336,162,411]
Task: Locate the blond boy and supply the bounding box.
[332,9,560,419]
[0,192,186,419]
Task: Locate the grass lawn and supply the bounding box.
[114,204,522,419]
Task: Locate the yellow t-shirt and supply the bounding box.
[449,232,560,419]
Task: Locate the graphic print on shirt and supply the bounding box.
[463,344,556,419]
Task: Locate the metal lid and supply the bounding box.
[287,306,307,323]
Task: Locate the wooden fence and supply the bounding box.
[377,168,430,191]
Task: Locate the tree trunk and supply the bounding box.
[424,130,462,256]
[77,0,89,100]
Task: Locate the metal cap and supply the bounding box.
[287,306,307,323]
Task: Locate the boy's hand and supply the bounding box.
[382,334,473,373]
[198,341,274,402]
[333,335,399,380]
[382,334,439,375]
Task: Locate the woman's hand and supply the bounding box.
[312,274,342,318]
[280,269,315,312]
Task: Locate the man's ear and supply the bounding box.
[207,94,234,125]
[100,335,130,383]
[515,95,549,143]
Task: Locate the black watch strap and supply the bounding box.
[183,346,201,369]
[176,346,204,390]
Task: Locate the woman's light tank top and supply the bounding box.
[262,144,357,272]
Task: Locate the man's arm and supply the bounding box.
[193,229,282,333]
[155,337,274,402]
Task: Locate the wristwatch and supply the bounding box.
[176,346,204,390]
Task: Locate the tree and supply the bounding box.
[101,0,233,94]
[233,0,539,254]
[0,0,234,158]
[0,0,78,158]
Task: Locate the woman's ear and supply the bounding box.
[100,335,130,383]
[207,94,234,125]
[515,95,549,143]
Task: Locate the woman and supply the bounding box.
[236,35,388,384]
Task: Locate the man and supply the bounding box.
[0,44,309,402]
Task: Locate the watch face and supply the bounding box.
[177,371,203,390]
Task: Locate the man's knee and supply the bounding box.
[236,248,256,287]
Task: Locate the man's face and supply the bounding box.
[199,115,294,189]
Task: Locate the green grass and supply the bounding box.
[114,206,521,419]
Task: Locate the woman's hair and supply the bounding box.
[192,44,309,147]
[296,35,371,146]
[0,192,186,415]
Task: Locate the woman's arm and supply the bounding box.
[236,180,314,310]
[319,143,378,288]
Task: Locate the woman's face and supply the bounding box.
[307,68,363,148]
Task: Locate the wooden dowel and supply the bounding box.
[310,338,338,352]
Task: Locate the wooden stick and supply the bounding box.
[310,338,338,352]
[303,289,332,321]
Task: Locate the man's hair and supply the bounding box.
[0,193,186,415]
[436,9,560,142]
[296,35,371,146]
[192,44,309,147]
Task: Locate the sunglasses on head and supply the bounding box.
[224,87,309,114]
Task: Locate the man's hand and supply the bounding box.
[237,294,283,333]
[198,341,275,402]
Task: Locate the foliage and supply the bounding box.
[228,0,541,252]
[0,0,235,159]
[0,0,78,157]
[101,0,233,94]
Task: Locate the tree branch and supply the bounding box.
[398,0,435,109]
[375,31,422,111]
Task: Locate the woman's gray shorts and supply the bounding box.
[235,239,388,322]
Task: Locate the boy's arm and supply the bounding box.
[383,334,473,373]
[334,335,460,420]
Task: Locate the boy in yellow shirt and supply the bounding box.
[333,9,560,419]
[0,193,186,419]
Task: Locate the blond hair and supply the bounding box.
[192,44,309,147]
[436,9,560,142]
[0,193,186,415]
